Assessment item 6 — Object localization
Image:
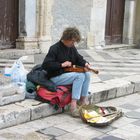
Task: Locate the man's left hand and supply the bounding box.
[85,62,91,69]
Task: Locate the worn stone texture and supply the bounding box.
[89,77,139,104]
[0,49,40,59]
[0,99,62,129]
[0,104,30,129]
[0,84,25,106]
[52,0,92,46]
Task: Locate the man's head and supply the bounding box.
[61,27,81,47]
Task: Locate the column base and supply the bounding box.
[38,37,52,53]
[16,37,39,50]
[87,32,95,48]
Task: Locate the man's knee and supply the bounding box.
[75,73,85,81]
[85,72,90,81]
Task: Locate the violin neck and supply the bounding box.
[75,65,99,74]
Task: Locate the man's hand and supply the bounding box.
[61,61,72,68]
[85,62,91,69]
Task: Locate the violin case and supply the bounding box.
[79,104,122,127]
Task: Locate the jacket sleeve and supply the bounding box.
[74,47,87,67]
[42,46,61,71]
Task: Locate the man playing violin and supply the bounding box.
[42,27,91,117]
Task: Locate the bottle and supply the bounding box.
[11,63,20,83]
[4,66,11,77]
[0,69,3,76]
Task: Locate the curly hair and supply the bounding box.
[61,27,81,42]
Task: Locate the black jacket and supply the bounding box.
[27,64,56,91]
[42,41,87,79]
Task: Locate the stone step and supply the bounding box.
[0,99,62,129]
[0,63,35,70]
[0,56,35,64]
[0,74,139,129]
[103,44,136,50]
[0,49,41,59]
[0,82,25,106]
[0,56,35,71]
[92,62,140,67]
[92,66,140,72]
[89,74,140,104]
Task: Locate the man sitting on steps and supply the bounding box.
[42,27,91,117]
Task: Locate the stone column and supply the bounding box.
[134,0,140,46]
[123,0,136,44]
[16,0,38,49]
[36,0,53,53]
[87,0,107,49]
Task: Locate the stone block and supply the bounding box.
[0,84,25,106]
[89,90,108,104]
[89,83,109,93]
[39,126,67,137]
[104,78,131,88]
[116,83,134,97]
[121,75,140,93]
[0,49,41,59]
[126,83,135,94]
[0,94,25,106]
[121,75,140,83]
[15,99,62,121]
[116,86,127,97]
[31,103,62,120]
[134,82,140,92]
[104,79,132,97]
[107,88,117,99]
[0,104,30,129]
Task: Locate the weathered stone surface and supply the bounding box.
[0,84,25,106]
[126,83,135,94]
[104,78,131,88]
[89,90,108,104]
[0,49,40,59]
[89,83,110,93]
[121,75,140,83]
[0,99,63,129]
[134,82,140,92]
[0,94,25,106]
[107,88,117,99]
[116,86,127,97]
[15,99,62,121]
[89,78,135,104]
[0,104,30,129]
[31,103,61,120]
[121,75,140,93]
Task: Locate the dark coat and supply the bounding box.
[42,41,87,78]
[27,64,56,92]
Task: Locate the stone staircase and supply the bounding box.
[0,73,139,130]
[0,99,62,129]
[0,52,140,129]
[0,57,62,129]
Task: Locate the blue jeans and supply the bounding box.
[50,72,90,100]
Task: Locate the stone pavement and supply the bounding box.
[34,48,140,103]
[0,93,139,140]
[0,47,140,136]
[34,47,140,81]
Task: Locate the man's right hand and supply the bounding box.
[61,61,72,67]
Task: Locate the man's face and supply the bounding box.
[64,39,77,47]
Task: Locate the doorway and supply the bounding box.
[0,0,18,49]
[105,0,125,45]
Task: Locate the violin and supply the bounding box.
[64,65,99,74]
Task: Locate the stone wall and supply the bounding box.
[134,0,140,46]
[51,0,92,48]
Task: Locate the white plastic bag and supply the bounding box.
[10,58,28,83]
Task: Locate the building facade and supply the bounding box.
[0,0,139,52]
